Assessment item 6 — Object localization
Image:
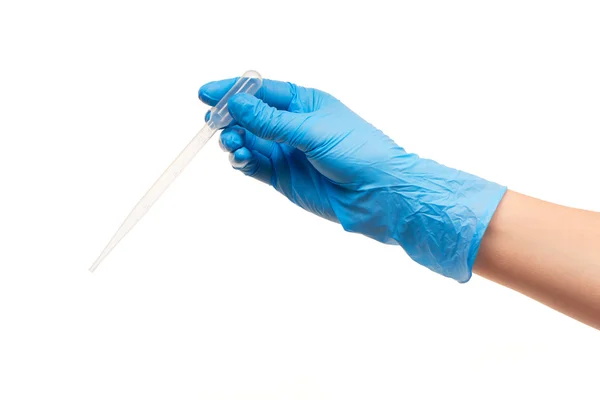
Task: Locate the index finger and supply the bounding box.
[199,78,297,111]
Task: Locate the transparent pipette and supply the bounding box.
[89,70,262,272]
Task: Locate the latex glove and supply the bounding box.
[199,78,506,282]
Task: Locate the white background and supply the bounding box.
[1,1,599,399]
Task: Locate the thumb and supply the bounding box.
[228,93,310,150]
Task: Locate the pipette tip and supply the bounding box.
[89,255,104,273]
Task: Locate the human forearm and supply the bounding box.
[474,190,600,329]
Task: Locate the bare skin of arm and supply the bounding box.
[473,190,600,330]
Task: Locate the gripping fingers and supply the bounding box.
[229,147,272,185]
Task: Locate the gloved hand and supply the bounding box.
[199,78,506,282]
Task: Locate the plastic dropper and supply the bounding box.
[89,70,262,272]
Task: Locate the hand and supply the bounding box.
[199,78,506,282]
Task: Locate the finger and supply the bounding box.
[228,93,312,151]
[219,125,277,159]
[219,127,245,152]
[228,147,273,185]
[199,78,297,110]
[243,130,277,158]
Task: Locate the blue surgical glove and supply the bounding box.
[199,78,506,282]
